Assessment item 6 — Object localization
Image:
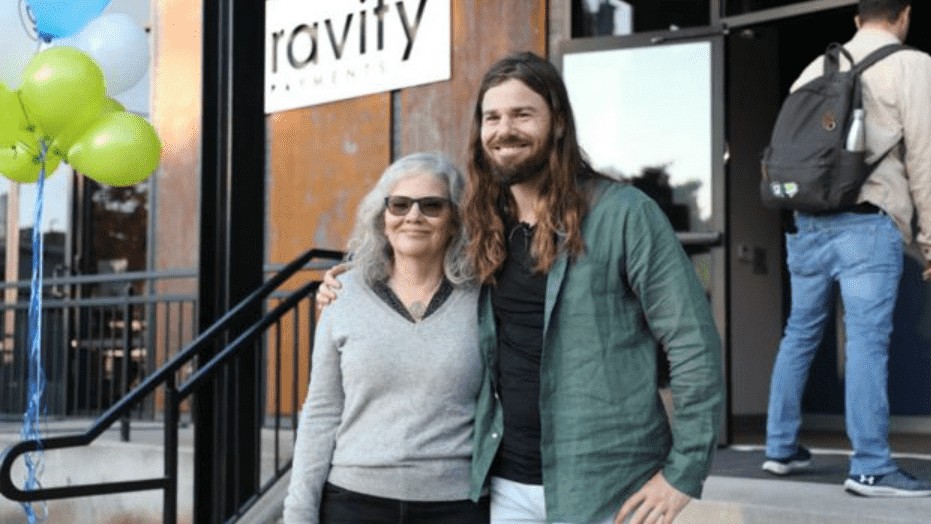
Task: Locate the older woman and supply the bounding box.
[283,152,487,524]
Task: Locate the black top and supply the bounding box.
[490,222,547,485]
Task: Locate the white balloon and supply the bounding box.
[0,0,41,88]
[77,13,150,96]
[113,67,149,116]
[50,34,82,49]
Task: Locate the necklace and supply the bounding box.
[408,301,428,321]
[389,276,443,322]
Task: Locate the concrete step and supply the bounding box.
[0,420,294,524]
[0,426,195,524]
[237,471,288,524]
[684,475,931,524]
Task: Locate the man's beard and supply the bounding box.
[486,137,551,187]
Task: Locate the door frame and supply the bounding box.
[557,27,730,442]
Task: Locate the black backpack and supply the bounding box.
[760,42,909,213]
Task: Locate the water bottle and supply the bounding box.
[845,108,865,152]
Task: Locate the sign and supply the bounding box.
[265,0,450,113]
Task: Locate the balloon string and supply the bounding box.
[18,0,40,46]
[20,141,48,524]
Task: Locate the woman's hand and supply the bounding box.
[316,264,349,309]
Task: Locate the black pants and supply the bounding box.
[320,482,490,524]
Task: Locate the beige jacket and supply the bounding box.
[792,28,931,269]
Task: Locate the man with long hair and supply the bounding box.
[463,52,724,524]
[763,0,931,497]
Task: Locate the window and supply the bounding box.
[725,0,823,17]
[573,0,711,37]
[563,41,715,232]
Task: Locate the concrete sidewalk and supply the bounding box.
[0,419,197,524]
[1,418,930,523]
[0,418,294,524]
[690,474,931,523]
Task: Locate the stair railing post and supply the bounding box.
[163,373,178,524]
[121,284,134,441]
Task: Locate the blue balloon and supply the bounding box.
[27,0,112,40]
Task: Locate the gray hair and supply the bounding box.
[346,152,474,286]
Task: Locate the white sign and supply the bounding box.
[265,0,450,113]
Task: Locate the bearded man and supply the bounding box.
[463,52,724,524]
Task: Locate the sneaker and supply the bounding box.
[762,446,812,475]
[844,470,931,497]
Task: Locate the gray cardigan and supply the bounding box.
[283,268,482,524]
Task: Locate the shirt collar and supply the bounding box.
[852,27,903,47]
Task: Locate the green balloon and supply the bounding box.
[50,96,126,159]
[101,97,126,114]
[68,112,162,187]
[0,83,18,148]
[19,47,106,140]
[0,132,62,183]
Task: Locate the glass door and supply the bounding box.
[560,30,729,440]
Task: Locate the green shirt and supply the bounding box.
[469,177,724,523]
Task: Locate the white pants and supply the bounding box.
[490,477,630,524]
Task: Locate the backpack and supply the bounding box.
[760,42,909,213]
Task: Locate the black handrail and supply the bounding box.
[0,247,343,522]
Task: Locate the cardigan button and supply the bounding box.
[491,433,499,439]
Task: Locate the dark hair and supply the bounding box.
[859,0,911,23]
[462,51,593,284]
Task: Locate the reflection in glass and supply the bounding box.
[725,0,811,17]
[0,165,71,288]
[72,177,149,296]
[563,41,713,232]
[576,0,633,36]
[573,0,710,37]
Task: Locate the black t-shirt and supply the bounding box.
[490,222,546,485]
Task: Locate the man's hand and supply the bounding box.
[924,261,931,281]
[614,471,691,524]
[316,263,349,310]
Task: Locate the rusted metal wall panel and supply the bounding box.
[401,0,547,165]
[150,0,203,412]
[153,0,201,277]
[269,97,391,259]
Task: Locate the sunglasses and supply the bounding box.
[384,196,451,217]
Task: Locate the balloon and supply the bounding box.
[0,0,41,88]
[76,14,150,96]
[0,84,19,147]
[27,0,112,40]
[68,112,161,186]
[100,96,126,114]
[19,47,106,140]
[113,67,149,115]
[0,132,62,183]
[50,96,125,159]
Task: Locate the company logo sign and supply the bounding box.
[265,0,450,113]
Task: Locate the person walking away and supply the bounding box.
[763,0,931,498]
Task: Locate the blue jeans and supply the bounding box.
[766,211,902,476]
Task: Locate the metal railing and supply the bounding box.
[0,268,199,422]
[0,247,343,523]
